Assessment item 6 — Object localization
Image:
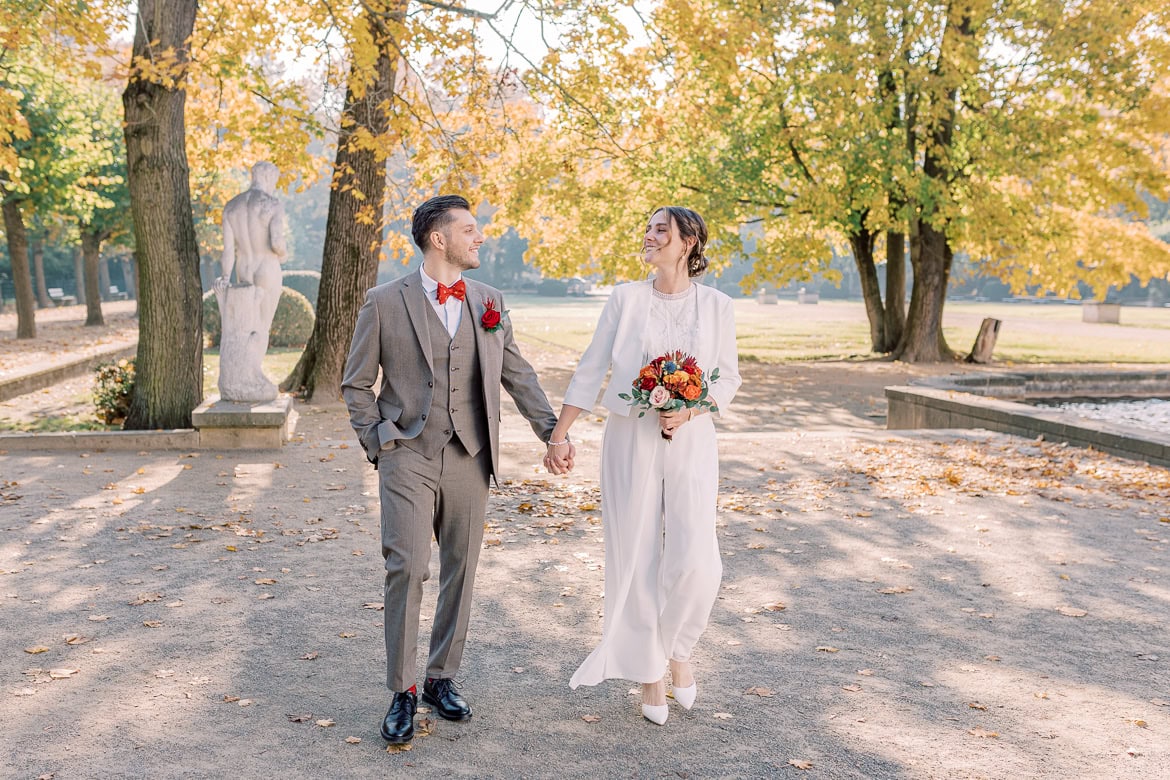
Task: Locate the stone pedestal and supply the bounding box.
[192,395,297,449]
[1082,302,1120,323]
[756,288,778,305]
[797,289,820,304]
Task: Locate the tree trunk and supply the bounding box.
[849,229,891,353]
[98,255,112,300]
[122,256,138,300]
[892,6,975,363]
[283,8,401,403]
[72,245,86,306]
[31,234,51,309]
[1,198,36,338]
[81,229,105,326]
[883,231,906,346]
[121,0,203,430]
[897,221,953,361]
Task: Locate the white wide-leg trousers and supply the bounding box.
[570,411,722,687]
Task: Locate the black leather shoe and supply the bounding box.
[380,690,417,743]
[422,677,472,721]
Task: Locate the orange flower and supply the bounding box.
[681,383,702,401]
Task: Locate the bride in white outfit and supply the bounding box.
[544,206,741,724]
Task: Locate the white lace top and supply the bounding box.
[645,283,699,359]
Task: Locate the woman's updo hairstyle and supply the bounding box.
[654,206,709,278]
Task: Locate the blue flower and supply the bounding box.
[664,361,677,373]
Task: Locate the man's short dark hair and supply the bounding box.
[411,195,472,251]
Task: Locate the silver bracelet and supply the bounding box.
[547,438,569,446]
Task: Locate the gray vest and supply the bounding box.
[402,298,489,459]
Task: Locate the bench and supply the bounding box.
[48,287,78,306]
[108,286,129,301]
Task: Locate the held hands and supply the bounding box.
[658,406,695,438]
[544,440,576,475]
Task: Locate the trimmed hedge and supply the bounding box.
[202,286,315,348]
[282,270,321,309]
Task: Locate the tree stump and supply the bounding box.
[965,318,1001,364]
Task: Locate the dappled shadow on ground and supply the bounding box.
[713,429,1170,776]
[4,404,1170,776]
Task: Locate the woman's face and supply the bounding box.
[642,210,690,272]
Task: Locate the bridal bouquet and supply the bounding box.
[619,350,720,440]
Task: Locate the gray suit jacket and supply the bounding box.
[341,270,556,478]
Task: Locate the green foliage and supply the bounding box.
[201,290,222,346]
[281,270,320,308]
[93,358,135,426]
[269,287,315,347]
[202,287,315,347]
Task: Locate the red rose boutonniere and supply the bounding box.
[481,298,505,332]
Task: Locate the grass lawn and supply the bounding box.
[202,348,303,397]
[506,293,1170,363]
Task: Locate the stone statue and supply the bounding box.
[213,161,287,403]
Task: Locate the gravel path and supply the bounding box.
[2,314,1169,779]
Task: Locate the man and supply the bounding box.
[341,195,573,744]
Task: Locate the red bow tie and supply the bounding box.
[436,279,466,304]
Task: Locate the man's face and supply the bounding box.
[439,209,484,271]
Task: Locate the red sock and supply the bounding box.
[405,684,416,695]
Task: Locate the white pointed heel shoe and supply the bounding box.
[669,659,697,710]
[642,703,669,725]
[642,679,668,725]
[672,682,697,710]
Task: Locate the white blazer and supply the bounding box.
[563,280,742,417]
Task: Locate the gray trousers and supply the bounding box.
[377,440,491,692]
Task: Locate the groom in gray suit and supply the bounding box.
[342,195,570,744]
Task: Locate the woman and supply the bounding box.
[545,206,741,725]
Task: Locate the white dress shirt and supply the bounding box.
[418,266,464,339]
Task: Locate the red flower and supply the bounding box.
[481,299,503,332]
[639,375,657,391]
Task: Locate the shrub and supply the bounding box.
[269,288,315,347]
[538,278,568,296]
[93,358,135,426]
[202,290,221,347]
[202,287,315,348]
[282,270,321,309]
